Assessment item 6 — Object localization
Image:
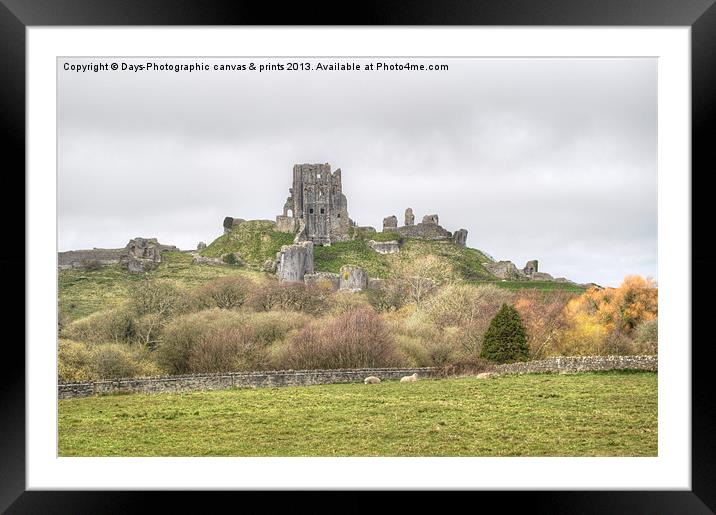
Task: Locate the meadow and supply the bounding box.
[58,371,657,457]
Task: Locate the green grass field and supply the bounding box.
[58,371,656,457]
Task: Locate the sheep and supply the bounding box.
[400,373,418,383]
[364,376,381,384]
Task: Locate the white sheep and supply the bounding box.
[400,373,418,383]
[364,376,381,384]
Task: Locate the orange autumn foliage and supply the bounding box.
[566,275,658,335]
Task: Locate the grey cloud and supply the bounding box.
[59,57,656,287]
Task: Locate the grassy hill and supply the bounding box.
[58,371,657,457]
[199,220,294,267]
[59,251,265,322]
[313,238,496,280]
[58,220,584,321]
[199,220,498,281]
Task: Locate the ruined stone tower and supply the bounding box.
[276,163,350,245]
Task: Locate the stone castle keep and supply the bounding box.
[273,163,468,248]
[275,163,351,245]
[268,163,473,289]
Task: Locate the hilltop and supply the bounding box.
[58,220,584,323]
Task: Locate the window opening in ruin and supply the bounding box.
[309,208,314,214]
[320,208,325,214]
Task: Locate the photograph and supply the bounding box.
[56,56,659,458]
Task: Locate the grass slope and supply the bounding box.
[314,238,496,281]
[199,220,294,266]
[58,371,656,457]
[59,252,265,322]
[474,280,587,293]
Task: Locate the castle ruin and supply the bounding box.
[275,163,351,245]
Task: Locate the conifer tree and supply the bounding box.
[480,303,529,363]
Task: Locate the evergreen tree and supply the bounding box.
[480,303,529,363]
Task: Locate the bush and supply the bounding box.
[88,343,161,380]
[393,255,457,306]
[128,278,189,318]
[513,290,573,358]
[58,339,92,383]
[222,253,238,265]
[242,311,312,345]
[277,308,402,370]
[329,291,373,316]
[248,281,331,315]
[366,279,410,312]
[187,324,263,373]
[633,318,658,354]
[420,283,512,328]
[155,309,299,374]
[480,303,529,363]
[60,307,135,344]
[156,309,237,374]
[192,275,253,310]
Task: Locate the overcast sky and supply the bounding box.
[58,57,656,287]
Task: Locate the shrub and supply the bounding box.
[633,318,658,354]
[329,291,373,316]
[393,255,457,306]
[155,309,295,374]
[277,308,402,370]
[192,275,253,310]
[222,253,238,265]
[420,283,512,328]
[131,312,165,349]
[480,303,529,363]
[187,324,263,373]
[602,330,635,356]
[86,343,160,380]
[156,309,238,374]
[248,281,331,315]
[366,279,410,312]
[58,339,92,383]
[60,306,135,344]
[513,290,574,358]
[128,278,189,318]
[241,310,311,345]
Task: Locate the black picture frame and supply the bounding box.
[3,0,713,512]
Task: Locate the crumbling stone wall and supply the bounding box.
[382,215,398,231]
[304,271,340,291]
[276,241,314,282]
[484,260,523,279]
[453,229,468,247]
[367,240,400,254]
[58,237,178,272]
[58,248,125,270]
[122,237,179,274]
[523,260,538,276]
[384,209,462,242]
[223,217,246,234]
[404,208,415,226]
[339,265,368,291]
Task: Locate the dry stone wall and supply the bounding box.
[494,355,657,375]
[58,367,437,399]
[58,356,657,399]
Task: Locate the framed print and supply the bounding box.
[5,0,715,512]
